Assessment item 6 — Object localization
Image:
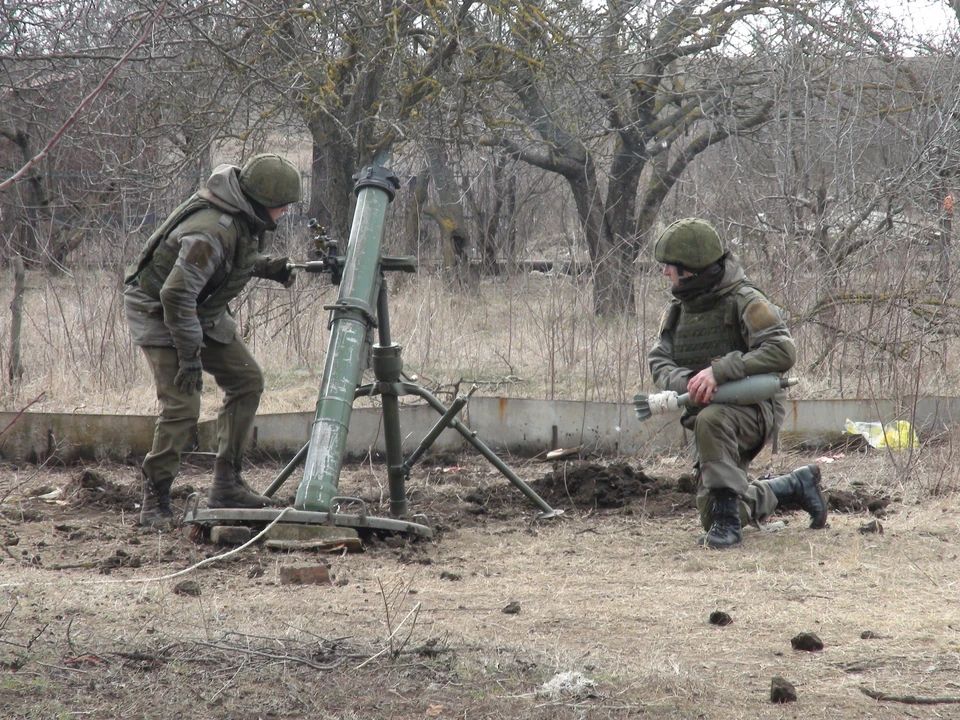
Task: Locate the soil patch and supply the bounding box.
[529,461,700,519]
[64,468,139,510]
[0,451,950,720]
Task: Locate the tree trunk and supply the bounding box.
[425,142,473,284]
[501,168,518,265]
[403,169,430,256]
[563,158,636,315]
[307,122,355,244]
[3,128,46,263]
[939,188,953,298]
[477,154,508,270]
[9,255,25,387]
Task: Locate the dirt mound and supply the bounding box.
[828,488,893,515]
[64,469,139,511]
[532,462,661,509]
[453,460,695,521]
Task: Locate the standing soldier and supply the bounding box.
[647,218,828,548]
[124,153,301,529]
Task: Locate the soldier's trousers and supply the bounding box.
[686,403,779,530]
[139,336,264,489]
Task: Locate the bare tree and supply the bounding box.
[0,0,222,268]
[456,1,784,314]
[174,0,475,248]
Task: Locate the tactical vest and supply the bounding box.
[124,197,259,330]
[667,282,765,371]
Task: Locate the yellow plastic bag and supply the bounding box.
[844,419,919,450]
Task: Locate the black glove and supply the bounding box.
[263,256,296,288]
[174,353,203,395]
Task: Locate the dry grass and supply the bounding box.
[2,183,959,718]
[0,269,658,416]
[1,450,959,718]
[2,252,957,420]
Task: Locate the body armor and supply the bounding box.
[124,199,258,331]
[670,284,749,371]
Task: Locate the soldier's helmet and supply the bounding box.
[239,153,302,208]
[653,218,724,271]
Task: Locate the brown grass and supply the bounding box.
[0,270,658,416]
[1,450,958,719]
[2,256,956,421]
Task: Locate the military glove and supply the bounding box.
[263,256,296,288]
[174,353,203,395]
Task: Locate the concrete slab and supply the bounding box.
[0,412,157,464]
[0,394,952,464]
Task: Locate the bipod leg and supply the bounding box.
[400,383,563,519]
[401,387,474,473]
[264,441,310,497]
[371,343,407,517]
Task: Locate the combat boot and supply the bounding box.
[208,459,275,509]
[697,489,743,549]
[140,473,175,530]
[762,464,827,529]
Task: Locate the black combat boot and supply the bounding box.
[762,464,827,529]
[140,473,175,529]
[697,489,743,549]
[208,458,275,509]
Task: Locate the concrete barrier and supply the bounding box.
[0,395,950,466]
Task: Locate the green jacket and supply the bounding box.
[123,164,280,355]
[648,258,796,430]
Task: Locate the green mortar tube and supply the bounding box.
[295,164,400,512]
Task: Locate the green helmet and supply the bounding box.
[653,218,724,271]
[239,153,302,208]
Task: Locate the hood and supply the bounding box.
[715,254,747,294]
[197,164,269,234]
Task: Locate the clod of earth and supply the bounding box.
[677,472,698,494]
[791,632,824,652]
[502,601,521,614]
[709,610,733,626]
[771,675,798,703]
[173,580,201,596]
[99,549,141,574]
[828,489,891,515]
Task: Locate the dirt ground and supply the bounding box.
[1,445,958,719]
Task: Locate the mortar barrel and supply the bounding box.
[295,164,400,512]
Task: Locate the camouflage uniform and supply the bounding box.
[124,157,299,526]
[647,218,826,548]
[648,258,795,528]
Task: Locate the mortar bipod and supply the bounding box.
[351,370,564,520]
[254,366,563,522]
[255,305,565,519]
